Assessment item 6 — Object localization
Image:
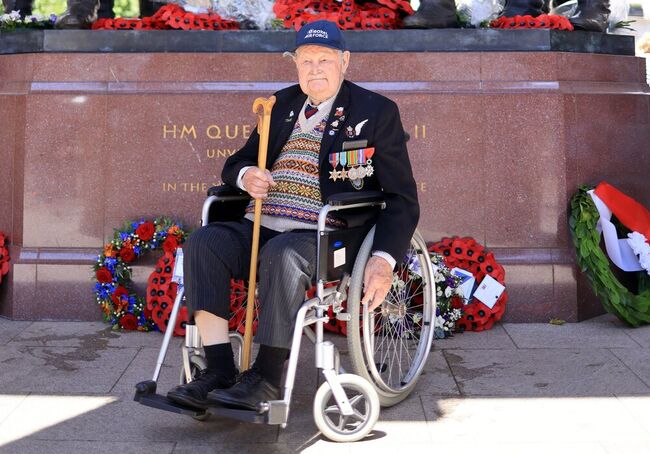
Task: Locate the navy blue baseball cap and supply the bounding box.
[295,20,346,51]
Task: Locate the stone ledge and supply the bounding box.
[0,29,635,55]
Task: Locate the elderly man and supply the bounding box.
[167,19,419,411]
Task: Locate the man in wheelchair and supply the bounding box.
[166,19,419,412]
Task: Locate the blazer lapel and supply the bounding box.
[319,81,351,166]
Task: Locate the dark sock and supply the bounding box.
[203,342,237,380]
[253,345,289,388]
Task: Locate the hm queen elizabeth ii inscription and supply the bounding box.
[159,120,428,194]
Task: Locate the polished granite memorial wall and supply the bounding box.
[0,30,648,322]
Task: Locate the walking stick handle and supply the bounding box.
[242,95,276,370]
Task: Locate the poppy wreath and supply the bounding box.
[0,232,9,286]
[428,237,507,332]
[93,217,188,332]
[570,186,650,326]
[146,251,187,336]
[92,4,240,30]
[490,14,574,30]
[274,0,414,31]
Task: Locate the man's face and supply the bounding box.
[294,45,350,104]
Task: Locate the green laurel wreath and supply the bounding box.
[569,186,650,326]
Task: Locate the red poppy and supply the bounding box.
[96,267,113,284]
[120,246,136,263]
[162,236,179,255]
[119,313,138,330]
[173,306,189,337]
[377,0,414,14]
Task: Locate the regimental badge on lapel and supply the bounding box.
[328,147,375,190]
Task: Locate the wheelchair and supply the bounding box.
[135,185,437,442]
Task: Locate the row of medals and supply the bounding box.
[329,159,374,184]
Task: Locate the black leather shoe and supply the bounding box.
[209,368,280,411]
[167,369,236,409]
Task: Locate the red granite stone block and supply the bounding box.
[557,53,645,83]
[349,52,483,82]
[481,52,558,82]
[482,93,568,249]
[31,53,108,82]
[22,94,106,248]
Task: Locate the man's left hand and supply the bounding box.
[361,256,393,312]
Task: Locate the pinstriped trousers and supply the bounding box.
[183,219,317,349]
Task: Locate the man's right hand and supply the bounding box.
[242,167,276,199]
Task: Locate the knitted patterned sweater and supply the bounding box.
[244,113,342,230]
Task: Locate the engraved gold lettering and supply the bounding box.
[163,124,177,139]
[413,125,427,140]
[206,125,222,139]
[242,124,251,139]
[225,125,239,139]
[181,125,197,139]
[417,182,427,192]
[162,182,177,191]
[206,148,237,158]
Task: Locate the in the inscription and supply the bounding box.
[163,182,222,192]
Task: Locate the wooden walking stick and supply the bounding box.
[242,95,276,371]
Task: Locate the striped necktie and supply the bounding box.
[304,103,319,119]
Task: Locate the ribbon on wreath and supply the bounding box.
[588,181,650,275]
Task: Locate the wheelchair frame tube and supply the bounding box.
[153,285,184,382]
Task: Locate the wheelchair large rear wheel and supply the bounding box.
[346,227,436,407]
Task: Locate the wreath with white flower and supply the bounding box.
[429,237,508,332]
[428,252,464,338]
[570,186,650,326]
[93,217,188,331]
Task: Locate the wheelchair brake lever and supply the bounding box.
[334,273,350,305]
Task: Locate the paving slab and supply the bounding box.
[0,318,32,345]
[0,390,278,444]
[622,324,650,348]
[444,348,650,396]
[615,396,650,437]
[0,440,175,454]
[0,394,119,445]
[600,440,650,454]
[0,394,28,426]
[9,321,172,349]
[110,346,185,396]
[432,323,517,350]
[422,395,650,443]
[411,350,460,396]
[0,344,139,393]
[502,315,640,349]
[172,442,312,454]
[609,348,650,388]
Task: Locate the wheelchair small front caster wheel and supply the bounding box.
[179,355,211,421]
[313,374,380,442]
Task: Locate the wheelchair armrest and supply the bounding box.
[327,191,385,207]
[207,185,250,201]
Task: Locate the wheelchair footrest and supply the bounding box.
[135,391,210,418]
[133,380,274,424]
